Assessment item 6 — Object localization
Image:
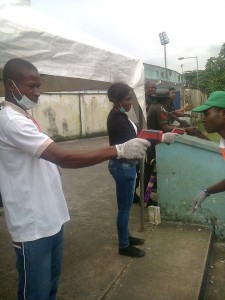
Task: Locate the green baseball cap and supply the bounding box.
[193,91,225,112]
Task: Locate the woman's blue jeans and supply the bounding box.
[108,159,137,249]
[13,226,64,300]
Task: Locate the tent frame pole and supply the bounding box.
[138,106,145,231]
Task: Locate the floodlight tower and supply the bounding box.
[159,31,169,69]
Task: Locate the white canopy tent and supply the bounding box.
[0,0,147,228]
[0,0,146,120]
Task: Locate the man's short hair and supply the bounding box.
[169,87,176,92]
[145,80,156,90]
[3,58,38,85]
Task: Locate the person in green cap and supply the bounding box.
[192,91,225,211]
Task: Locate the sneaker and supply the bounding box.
[129,236,144,245]
[119,245,145,258]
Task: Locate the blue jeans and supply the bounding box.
[108,159,137,249]
[13,226,64,300]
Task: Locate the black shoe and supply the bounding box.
[119,245,145,258]
[151,187,157,193]
[133,193,140,204]
[147,198,158,207]
[129,236,144,246]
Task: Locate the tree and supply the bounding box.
[182,43,225,94]
[183,71,198,88]
[205,43,225,92]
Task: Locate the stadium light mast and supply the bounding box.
[159,31,169,69]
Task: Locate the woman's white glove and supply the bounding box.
[192,190,208,212]
[116,138,150,159]
[161,132,178,143]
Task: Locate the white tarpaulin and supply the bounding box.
[0,0,146,119]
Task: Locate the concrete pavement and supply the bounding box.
[0,137,220,300]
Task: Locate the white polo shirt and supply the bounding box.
[220,137,225,149]
[0,101,70,242]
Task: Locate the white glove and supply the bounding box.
[192,190,208,212]
[116,138,150,159]
[161,132,178,143]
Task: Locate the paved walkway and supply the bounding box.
[0,137,223,300]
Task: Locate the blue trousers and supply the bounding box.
[13,226,64,300]
[108,160,136,249]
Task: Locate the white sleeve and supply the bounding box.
[4,116,53,157]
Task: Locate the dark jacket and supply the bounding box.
[107,109,136,146]
[147,102,169,131]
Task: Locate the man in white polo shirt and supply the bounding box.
[0,58,150,300]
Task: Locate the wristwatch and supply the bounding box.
[203,188,210,197]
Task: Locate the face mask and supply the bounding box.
[118,103,126,113]
[11,80,38,110]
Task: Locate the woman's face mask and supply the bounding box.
[118,102,126,113]
[10,80,38,110]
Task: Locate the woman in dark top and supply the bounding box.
[107,82,145,258]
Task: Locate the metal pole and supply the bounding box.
[139,158,145,231]
[138,105,145,231]
[164,44,167,80]
[164,44,167,69]
[181,64,184,85]
[178,56,199,89]
[196,56,199,89]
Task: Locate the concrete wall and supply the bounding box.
[180,88,207,123]
[1,92,138,139]
[31,93,113,139]
[1,87,207,139]
[156,134,225,240]
[144,63,182,84]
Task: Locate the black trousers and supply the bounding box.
[144,145,156,192]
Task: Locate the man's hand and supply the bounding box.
[161,132,178,143]
[192,190,208,212]
[184,103,192,111]
[185,126,198,135]
[116,138,150,159]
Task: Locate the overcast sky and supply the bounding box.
[30,0,225,73]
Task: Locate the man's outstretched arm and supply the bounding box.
[40,138,150,169]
